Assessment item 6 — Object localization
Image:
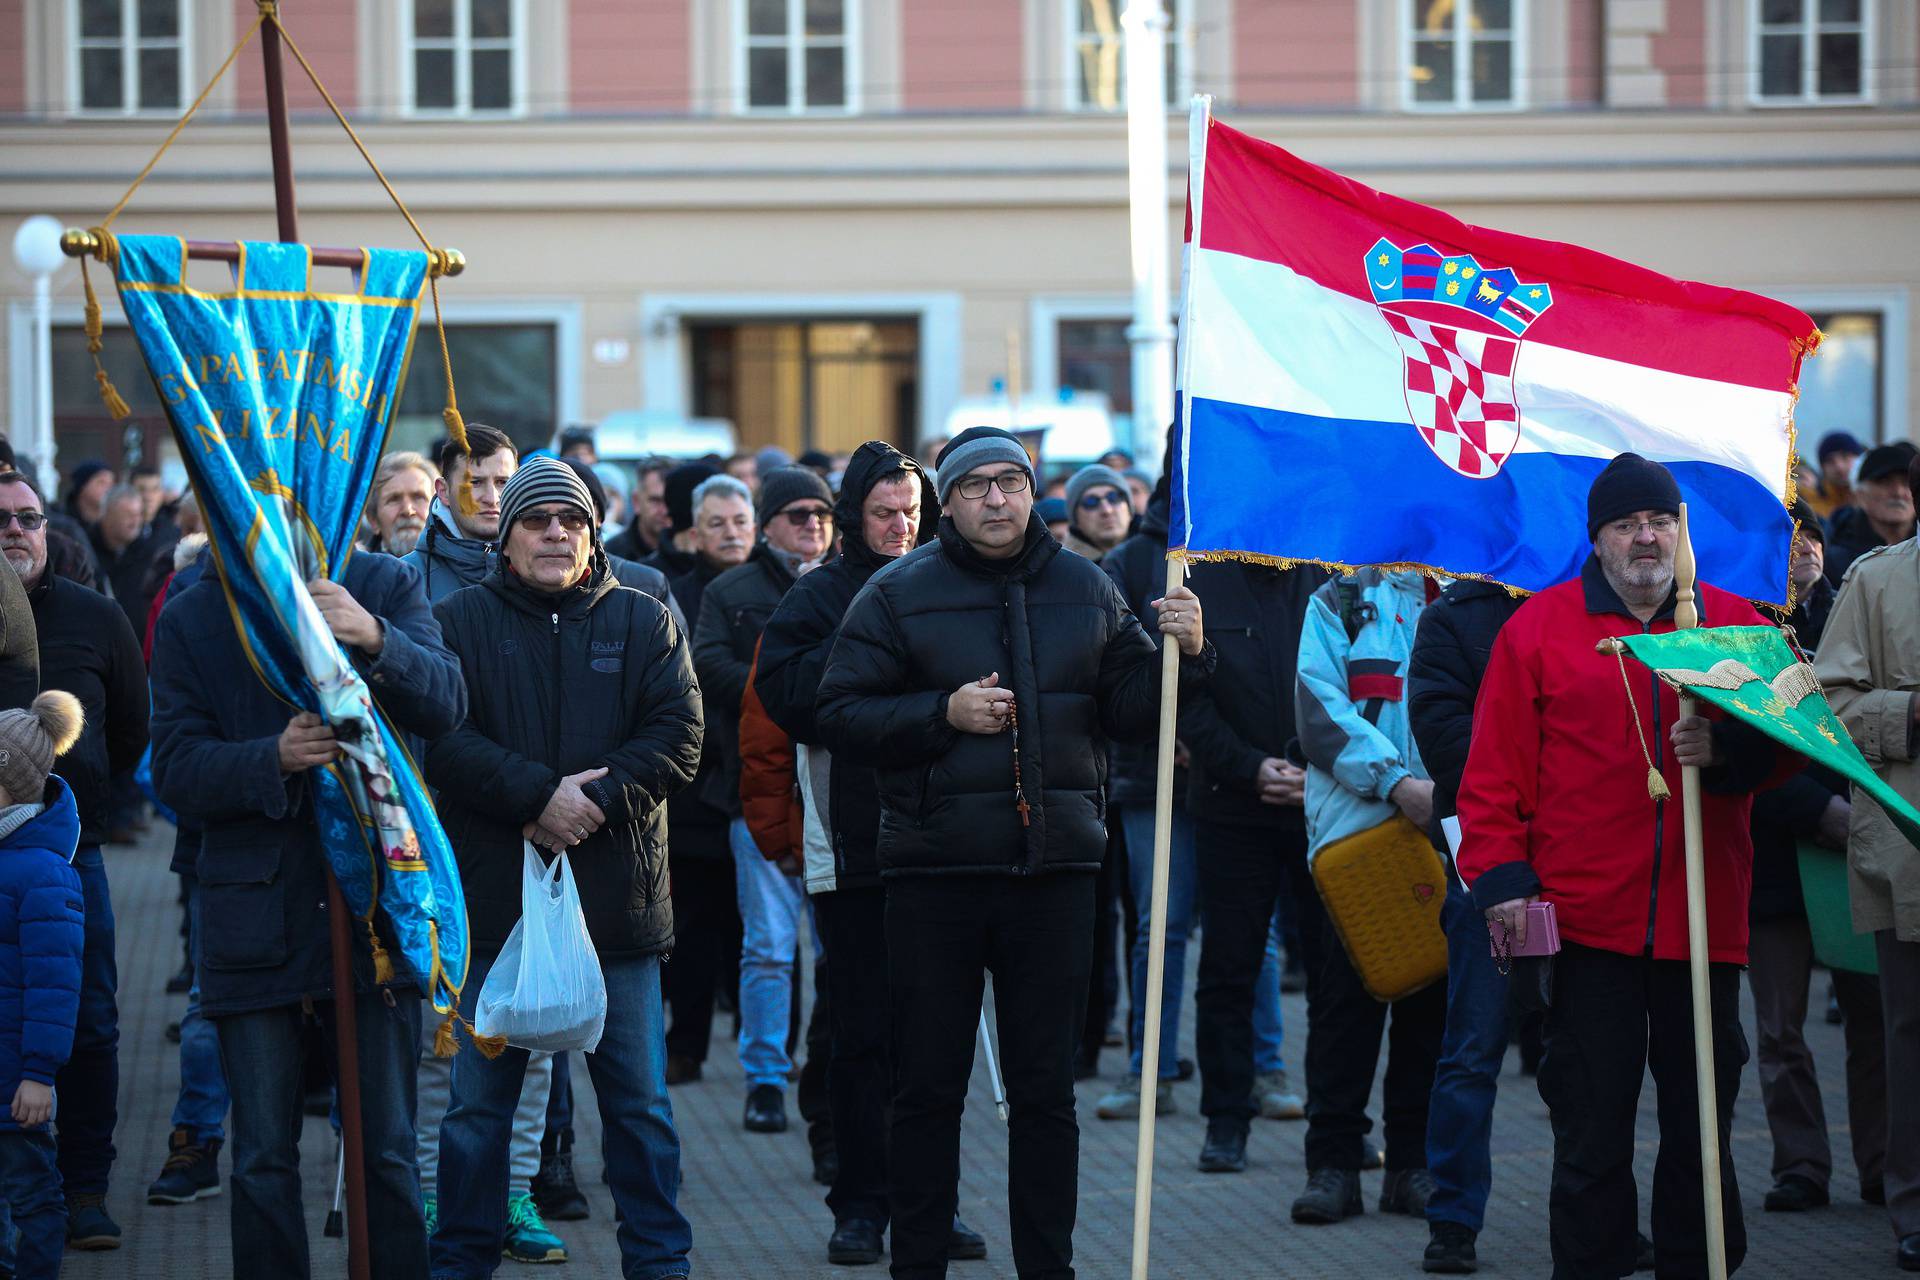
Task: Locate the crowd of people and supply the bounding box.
[0,416,1912,1280]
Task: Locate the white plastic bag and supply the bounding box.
[475,842,607,1053]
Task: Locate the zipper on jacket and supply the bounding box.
[549,611,563,770]
[1643,617,1665,954]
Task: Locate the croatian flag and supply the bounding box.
[1172,108,1819,605]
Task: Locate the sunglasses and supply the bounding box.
[0,510,46,531]
[779,506,834,527]
[953,472,1031,501]
[1077,490,1129,511]
[516,508,591,533]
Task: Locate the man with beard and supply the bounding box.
[0,470,148,1250]
[366,452,436,558]
[402,425,517,603]
[817,426,1212,1278]
[754,442,985,1266]
[694,466,836,1135]
[1456,454,1792,1278]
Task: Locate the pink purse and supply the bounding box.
[1490,901,1560,966]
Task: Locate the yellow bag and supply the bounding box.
[1310,814,1449,1002]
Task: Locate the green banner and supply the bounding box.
[1615,624,1920,851]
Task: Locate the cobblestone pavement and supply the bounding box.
[66,831,1899,1278]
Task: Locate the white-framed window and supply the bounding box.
[71,0,189,116]
[1752,0,1872,105]
[737,0,859,114]
[1402,0,1523,111]
[1065,0,1191,113]
[400,0,525,117]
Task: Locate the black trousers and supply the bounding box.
[886,873,1094,1280]
[800,942,834,1162]
[1077,818,1125,1068]
[663,854,738,1063]
[1539,943,1747,1280]
[1296,877,1445,1171]
[1195,818,1313,1127]
[816,886,892,1228]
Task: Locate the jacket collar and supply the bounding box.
[937,511,1059,581]
[4,778,79,863]
[486,554,615,619]
[1580,553,1688,624]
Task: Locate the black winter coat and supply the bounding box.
[692,544,797,817]
[1406,579,1525,849]
[1101,489,1182,810]
[426,561,702,958]
[150,554,463,1017]
[29,571,148,846]
[663,556,734,860]
[817,513,1213,877]
[756,441,938,891]
[1824,506,1903,586]
[1175,559,1325,831]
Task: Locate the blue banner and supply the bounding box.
[113,235,469,1016]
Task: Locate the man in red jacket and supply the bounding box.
[1456,454,1791,1279]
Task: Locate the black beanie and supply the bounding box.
[1788,498,1825,544]
[1587,453,1681,539]
[663,462,718,534]
[756,466,834,529]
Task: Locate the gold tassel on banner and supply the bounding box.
[366,922,395,986]
[1608,641,1673,801]
[434,1012,460,1058]
[78,240,131,422]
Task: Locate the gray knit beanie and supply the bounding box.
[934,427,1037,504]
[1065,464,1129,515]
[0,690,82,806]
[755,466,834,529]
[497,457,598,544]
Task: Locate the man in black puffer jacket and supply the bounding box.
[425,458,702,1280]
[758,441,987,1267]
[1405,578,1523,1273]
[817,425,1212,1279]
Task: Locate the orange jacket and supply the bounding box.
[739,641,804,861]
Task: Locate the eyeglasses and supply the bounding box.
[0,510,46,531]
[954,472,1031,501]
[780,506,834,527]
[1603,516,1680,538]
[1078,490,1129,511]
[516,508,590,533]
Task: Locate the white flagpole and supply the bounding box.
[1129,90,1210,1280]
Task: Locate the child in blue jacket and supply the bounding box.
[0,690,87,1279]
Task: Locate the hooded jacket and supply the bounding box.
[1455,557,1792,963]
[817,512,1213,878]
[28,569,149,847]
[402,502,496,604]
[755,441,939,892]
[150,553,465,1017]
[0,778,83,1119]
[692,542,802,817]
[1297,569,1430,860]
[425,557,702,958]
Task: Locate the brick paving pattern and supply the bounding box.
[66,832,1897,1278]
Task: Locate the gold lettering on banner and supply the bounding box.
[330,426,353,462]
[269,349,293,382]
[191,421,225,453]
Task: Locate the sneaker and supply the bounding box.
[65,1194,122,1250]
[827,1218,883,1265]
[425,1194,436,1239]
[744,1083,788,1133]
[1254,1070,1305,1120]
[1197,1118,1247,1173]
[948,1216,987,1261]
[1379,1168,1438,1216]
[1094,1075,1173,1120]
[531,1131,590,1222]
[146,1127,221,1204]
[1291,1167,1362,1224]
[1763,1174,1830,1212]
[1423,1220,1478,1274]
[503,1193,567,1264]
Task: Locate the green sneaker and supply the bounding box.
[424,1193,436,1239]
[504,1192,568,1264]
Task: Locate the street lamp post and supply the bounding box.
[1122,0,1175,463]
[12,215,66,495]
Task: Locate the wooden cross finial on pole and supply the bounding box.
[1672,501,1729,1280]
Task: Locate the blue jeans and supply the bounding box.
[0,1131,65,1279]
[1252,910,1286,1074]
[434,951,689,1280]
[1423,884,1510,1232]
[56,844,117,1198]
[216,990,426,1280]
[1120,806,1196,1079]
[172,877,228,1142]
[729,819,806,1089]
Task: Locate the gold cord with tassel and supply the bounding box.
[78,232,130,421]
[366,921,395,986]
[1613,645,1673,801]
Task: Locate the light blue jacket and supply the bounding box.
[1296,568,1431,862]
